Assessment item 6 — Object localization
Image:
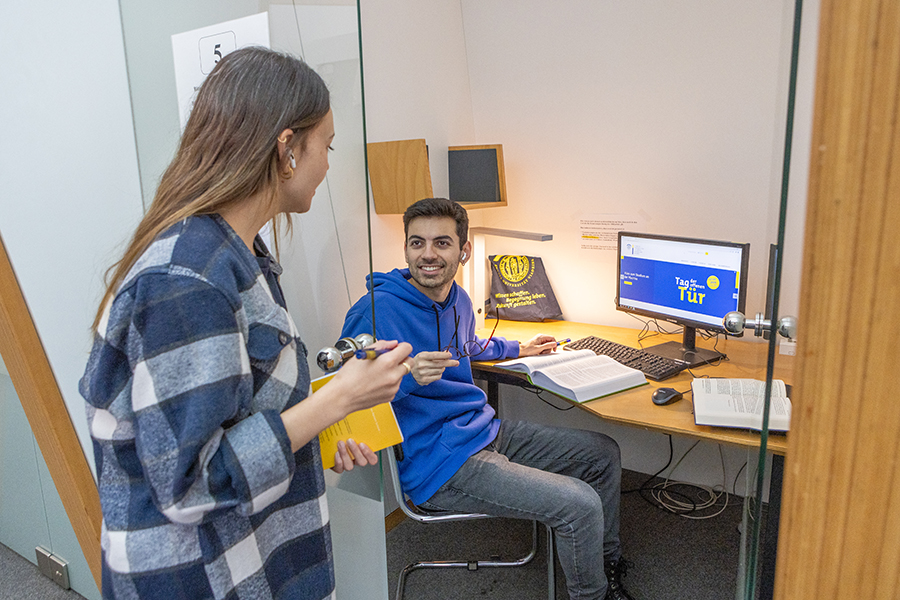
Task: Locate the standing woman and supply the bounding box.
[80,47,411,599]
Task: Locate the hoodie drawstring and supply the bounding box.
[434,304,462,357]
[433,305,441,351]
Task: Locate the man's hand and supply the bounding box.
[409,351,459,385]
[519,334,557,357]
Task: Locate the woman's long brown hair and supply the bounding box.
[92,47,330,331]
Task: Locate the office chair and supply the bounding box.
[385,446,556,600]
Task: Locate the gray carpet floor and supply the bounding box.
[0,543,87,600]
[2,471,761,600]
[387,469,761,600]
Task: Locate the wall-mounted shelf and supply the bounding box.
[469,227,551,241]
[448,144,508,208]
[366,140,509,214]
[366,139,433,215]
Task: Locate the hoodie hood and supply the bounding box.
[365,268,461,351]
[341,268,519,504]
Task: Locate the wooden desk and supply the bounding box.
[474,320,790,600]
[473,320,792,455]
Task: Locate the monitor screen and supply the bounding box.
[616,232,749,366]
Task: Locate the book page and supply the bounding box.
[693,378,787,415]
[497,350,646,402]
[535,356,636,389]
[496,349,596,373]
[692,378,791,431]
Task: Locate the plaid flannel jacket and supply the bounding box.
[80,215,334,599]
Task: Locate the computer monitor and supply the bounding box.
[616,231,750,367]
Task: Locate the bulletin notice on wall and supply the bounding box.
[580,214,642,251]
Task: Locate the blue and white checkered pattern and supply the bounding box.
[80,215,333,599]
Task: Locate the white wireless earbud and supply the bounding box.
[461,252,467,261]
[289,152,296,169]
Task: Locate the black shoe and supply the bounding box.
[604,557,636,600]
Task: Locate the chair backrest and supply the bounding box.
[384,446,492,524]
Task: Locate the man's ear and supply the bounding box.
[460,240,473,264]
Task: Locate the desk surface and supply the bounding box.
[473,320,791,456]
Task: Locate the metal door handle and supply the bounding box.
[723,311,797,341]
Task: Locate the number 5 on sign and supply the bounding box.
[171,12,270,128]
[199,35,235,74]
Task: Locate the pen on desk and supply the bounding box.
[355,347,389,360]
[556,338,572,347]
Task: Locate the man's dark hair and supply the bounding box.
[403,198,469,246]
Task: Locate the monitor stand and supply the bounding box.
[644,326,726,368]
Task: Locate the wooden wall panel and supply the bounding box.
[0,233,102,588]
[775,0,900,598]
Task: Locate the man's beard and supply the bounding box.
[408,259,458,290]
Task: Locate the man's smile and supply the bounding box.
[417,263,444,273]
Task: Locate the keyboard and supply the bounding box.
[564,336,687,381]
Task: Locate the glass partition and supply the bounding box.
[737,0,807,596]
[359,1,813,598]
[117,1,386,596]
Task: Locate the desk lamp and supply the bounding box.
[462,227,553,330]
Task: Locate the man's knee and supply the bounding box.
[567,478,606,518]
[588,430,621,468]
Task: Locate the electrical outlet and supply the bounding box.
[35,546,70,590]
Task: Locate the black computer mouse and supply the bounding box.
[651,387,683,406]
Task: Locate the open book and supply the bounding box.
[312,373,404,470]
[691,378,791,432]
[496,349,648,403]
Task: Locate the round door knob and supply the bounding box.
[776,315,798,341]
[723,311,746,335]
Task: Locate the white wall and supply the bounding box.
[360,0,820,489]
[459,0,813,326]
[360,0,817,322]
[0,0,144,597]
[0,0,144,461]
[360,0,478,272]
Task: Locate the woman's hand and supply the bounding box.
[331,439,378,474]
[281,340,412,453]
[330,339,413,413]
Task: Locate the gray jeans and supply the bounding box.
[419,420,622,600]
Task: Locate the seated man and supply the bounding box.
[341,197,636,600]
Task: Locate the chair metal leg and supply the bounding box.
[396,520,553,600]
[545,524,555,600]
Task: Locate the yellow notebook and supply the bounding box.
[312,373,404,470]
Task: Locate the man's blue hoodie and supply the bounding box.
[341,268,520,504]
